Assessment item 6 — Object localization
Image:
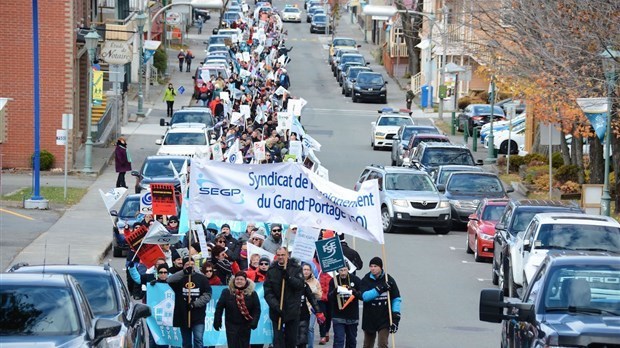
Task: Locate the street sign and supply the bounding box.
[100,40,133,65]
[166,12,182,25]
[56,129,67,145]
[62,113,73,130]
[109,64,125,83]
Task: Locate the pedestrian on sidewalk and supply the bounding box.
[177,49,186,72]
[163,83,177,117]
[114,137,131,188]
[185,49,195,72]
[405,85,415,110]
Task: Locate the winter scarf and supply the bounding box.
[234,282,253,321]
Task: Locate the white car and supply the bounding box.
[370,110,414,150]
[282,7,302,22]
[509,213,620,293]
[156,127,212,157]
[485,122,526,155]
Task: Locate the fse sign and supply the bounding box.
[100,40,133,65]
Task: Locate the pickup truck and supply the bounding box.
[480,251,620,348]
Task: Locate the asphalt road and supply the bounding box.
[105,10,503,348]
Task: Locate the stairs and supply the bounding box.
[91,94,107,125]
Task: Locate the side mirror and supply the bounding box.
[160,118,166,127]
[523,239,531,252]
[505,186,514,193]
[109,210,118,217]
[476,159,484,166]
[93,318,122,345]
[495,223,505,231]
[436,184,446,192]
[393,135,400,140]
[384,81,388,84]
[469,214,478,221]
[130,170,140,177]
[479,289,504,323]
[129,303,151,327]
[155,138,163,145]
[351,79,356,83]
[357,44,362,48]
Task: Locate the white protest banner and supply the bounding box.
[240,105,251,120]
[289,140,302,160]
[99,187,127,211]
[194,145,212,159]
[239,69,251,78]
[288,99,303,117]
[242,52,251,62]
[247,242,275,262]
[220,92,230,103]
[302,133,322,152]
[188,161,384,244]
[254,45,264,54]
[277,111,292,130]
[140,190,153,214]
[224,139,240,162]
[144,221,183,245]
[211,143,224,161]
[291,227,320,262]
[231,112,244,126]
[255,106,266,123]
[274,86,288,96]
[253,141,266,161]
[300,98,308,108]
[317,165,329,181]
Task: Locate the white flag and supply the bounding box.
[143,221,182,245]
[99,187,127,211]
[240,105,251,120]
[140,190,153,214]
[231,112,244,126]
[302,133,322,152]
[170,160,188,198]
[224,139,240,161]
[274,86,288,96]
[212,142,224,161]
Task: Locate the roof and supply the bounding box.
[448,171,499,178]
[534,213,620,227]
[546,250,620,266]
[512,199,578,208]
[369,164,426,174]
[419,142,468,149]
[0,273,71,287]
[9,264,113,276]
[165,127,207,133]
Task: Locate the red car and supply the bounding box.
[466,198,509,262]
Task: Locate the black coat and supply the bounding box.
[214,279,261,329]
[167,270,212,327]
[329,273,361,321]
[360,271,400,332]
[341,242,363,274]
[263,258,305,322]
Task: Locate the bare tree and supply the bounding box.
[392,0,425,75]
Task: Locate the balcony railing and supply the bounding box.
[389,42,408,58]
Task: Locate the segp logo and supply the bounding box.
[321,239,338,258]
[197,175,244,204]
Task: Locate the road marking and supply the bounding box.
[477,278,492,282]
[0,208,35,221]
[450,246,465,250]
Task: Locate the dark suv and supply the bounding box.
[409,142,482,177]
[480,251,620,347]
[8,263,151,347]
[491,200,583,297]
[352,72,388,104]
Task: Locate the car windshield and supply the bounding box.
[378,117,413,126]
[422,148,475,166]
[119,197,139,219]
[209,36,228,45]
[535,224,620,253]
[447,174,503,193]
[412,137,450,152]
[0,286,81,336]
[349,68,369,79]
[542,265,620,315]
[171,112,214,127]
[224,12,240,20]
[313,15,326,22]
[473,105,505,115]
[357,74,383,84]
[144,158,185,177]
[510,210,544,234]
[437,167,481,185]
[164,132,207,146]
[403,127,439,140]
[284,8,299,12]
[385,173,435,191]
[482,205,507,221]
[333,39,356,47]
[341,56,365,65]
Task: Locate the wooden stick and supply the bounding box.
[382,244,396,348]
[187,225,193,328]
[277,256,287,330]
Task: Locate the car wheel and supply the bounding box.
[113,245,123,257]
[474,237,484,262]
[344,89,350,97]
[381,206,394,233]
[434,226,450,234]
[466,234,473,254]
[341,87,345,95]
[381,96,387,104]
[500,140,519,155]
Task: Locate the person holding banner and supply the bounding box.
[360,257,402,348]
[264,247,305,348]
[147,263,172,348]
[213,271,261,348]
[167,257,212,348]
[329,265,362,348]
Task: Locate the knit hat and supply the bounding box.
[235,271,247,279]
[157,263,169,272]
[369,256,383,269]
[270,223,283,231]
[250,232,266,240]
[171,248,181,261]
[182,256,191,265]
[211,245,226,258]
[259,256,271,264]
[221,223,231,230]
[168,215,179,223]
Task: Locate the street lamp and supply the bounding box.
[82,26,100,173]
[135,12,148,118]
[600,48,619,216]
[484,42,501,164]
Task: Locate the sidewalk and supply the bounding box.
[7,23,213,266]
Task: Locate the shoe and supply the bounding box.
[319,337,327,345]
[325,335,329,342]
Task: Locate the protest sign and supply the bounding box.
[150,183,177,216]
[288,140,302,161]
[277,111,292,130]
[291,227,320,262]
[231,112,243,125]
[125,225,165,268]
[240,104,251,119]
[146,283,183,346]
[287,99,304,117]
[188,161,383,244]
[211,142,224,161]
[247,242,275,262]
[274,86,288,96]
[315,236,346,272]
[140,191,153,214]
[253,141,266,161]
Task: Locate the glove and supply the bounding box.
[186,302,195,311]
[127,261,135,268]
[316,312,326,325]
[251,322,258,330]
[389,312,400,334]
[337,286,352,295]
[375,282,391,294]
[213,319,222,331]
[184,266,193,275]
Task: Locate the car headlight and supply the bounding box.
[438,201,450,208]
[479,233,494,241]
[392,199,409,207]
[375,132,385,136]
[449,199,461,208]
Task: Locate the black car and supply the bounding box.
[480,251,620,347]
[110,193,142,257]
[0,273,123,347]
[457,104,506,135]
[8,263,151,348]
[342,66,371,97]
[310,14,329,33]
[390,125,440,166]
[409,142,481,176]
[352,72,388,104]
[338,61,364,86]
[132,155,187,194]
[491,200,584,297]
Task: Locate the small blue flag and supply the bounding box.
[177,86,185,95]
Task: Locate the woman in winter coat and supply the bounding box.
[114,137,131,188]
[297,264,325,348]
[214,271,261,348]
[301,262,322,348]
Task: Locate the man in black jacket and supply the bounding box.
[264,247,305,348]
[168,257,212,348]
[329,264,362,348]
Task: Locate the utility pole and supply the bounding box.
[437,6,448,120]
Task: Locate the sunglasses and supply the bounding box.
[217,240,226,244]
[259,262,269,266]
[272,229,282,232]
[169,221,178,224]
[205,270,214,273]
[158,271,168,274]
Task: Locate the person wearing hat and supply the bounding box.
[220,223,242,261]
[263,223,284,254]
[249,229,266,248]
[168,256,212,348]
[213,271,261,348]
[166,215,180,234]
[246,255,270,283]
[128,257,168,301]
[238,222,259,244]
[360,257,401,348]
[211,244,240,284]
[328,263,362,348]
[147,262,171,348]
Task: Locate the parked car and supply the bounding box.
[409,142,482,176]
[131,155,187,194]
[329,37,358,59]
[479,112,526,143]
[433,164,483,186]
[466,198,510,262]
[0,273,122,347]
[221,11,242,27]
[496,98,526,115]
[479,251,620,347]
[457,104,506,135]
[8,263,151,348]
[335,53,367,79]
[390,125,441,166]
[401,134,451,166]
[342,66,371,96]
[330,47,358,73]
[354,165,452,234]
[310,14,330,33]
[109,193,141,257]
[160,107,215,131]
[491,199,584,297]
[507,213,620,296]
[487,121,526,155]
[282,6,302,22]
[352,72,387,104]
[338,61,364,86]
[370,109,414,150]
[438,172,513,227]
